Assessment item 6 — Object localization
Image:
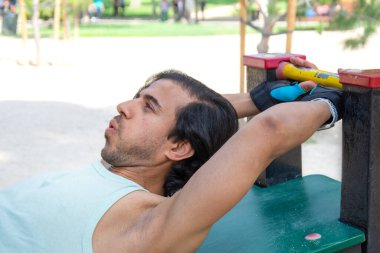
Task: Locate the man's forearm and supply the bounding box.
[256,101,331,158]
[223,93,260,118]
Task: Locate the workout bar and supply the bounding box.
[244,53,343,89]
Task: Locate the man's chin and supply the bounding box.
[101,148,119,167]
[100,159,112,169]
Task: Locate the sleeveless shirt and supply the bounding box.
[0,161,145,253]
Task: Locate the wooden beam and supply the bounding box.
[286,0,296,53]
[239,0,247,93]
[54,0,61,40]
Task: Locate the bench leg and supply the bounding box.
[338,244,362,253]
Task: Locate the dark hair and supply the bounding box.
[138,70,239,196]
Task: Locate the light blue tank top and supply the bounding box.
[0,161,145,253]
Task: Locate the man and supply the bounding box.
[0,58,341,252]
[113,0,125,16]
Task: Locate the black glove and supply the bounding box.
[249,80,308,112]
[250,81,343,130]
[301,85,343,129]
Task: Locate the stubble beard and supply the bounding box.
[101,134,165,167]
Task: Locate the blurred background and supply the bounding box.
[0,0,379,187]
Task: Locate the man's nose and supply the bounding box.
[116,100,134,118]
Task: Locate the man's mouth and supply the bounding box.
[105,118,118,133]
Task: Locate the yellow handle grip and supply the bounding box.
[276,62,342,89]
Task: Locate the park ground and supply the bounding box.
[0,23,379,188]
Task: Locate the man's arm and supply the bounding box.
[223,92,260,118]
[147,100,331,252]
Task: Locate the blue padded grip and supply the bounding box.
[270,83,306,102]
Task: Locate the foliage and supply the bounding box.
[22,0,53,20]
[22,0,91,20]
[329,0,380,49]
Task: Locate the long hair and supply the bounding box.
[137,70,239,196]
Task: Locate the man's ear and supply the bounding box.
[166,140,194,161]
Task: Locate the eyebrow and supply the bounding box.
[142,94,162,111]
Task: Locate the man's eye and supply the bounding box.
[144,103,154,111]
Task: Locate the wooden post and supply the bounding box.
[19,0,28,41]
[340,69,380,252]
[73,2,80,39]
[54,0,61,40]
[32,0,41,66]
[240,0,247,93]
[243,53,306,187]
[286,0,296,53]
[61,0,69,40]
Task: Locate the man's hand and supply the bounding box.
[289,56,318,69]
[224,57,319,118]
[224,57,325,119]
[249,80,317,112]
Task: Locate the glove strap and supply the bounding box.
[312,98,338,130]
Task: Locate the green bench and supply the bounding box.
[199,175,365,252]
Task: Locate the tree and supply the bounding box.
[330,0,380,49]
[245,0,297,53]
[246,0,380,52]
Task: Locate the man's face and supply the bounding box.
[101,79,194,167]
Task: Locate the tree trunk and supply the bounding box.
[257,17,275,53]
[54,0,61,39]
[32,0,41,66]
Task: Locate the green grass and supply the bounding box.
[79,22,240,37]
[29,20,329,38]
[34,22,241,38]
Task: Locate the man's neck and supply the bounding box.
[101,160,170,196]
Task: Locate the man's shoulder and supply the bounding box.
[93,191,168,252]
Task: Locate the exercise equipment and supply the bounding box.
[276,61,342,89]
[200,53,380,253]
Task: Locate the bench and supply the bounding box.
[199,175,364,252]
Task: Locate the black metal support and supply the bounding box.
[340,85,380,252]
[245,55,302,187]
[339,244,362,253]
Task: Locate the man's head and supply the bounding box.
[102,70,238,196]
